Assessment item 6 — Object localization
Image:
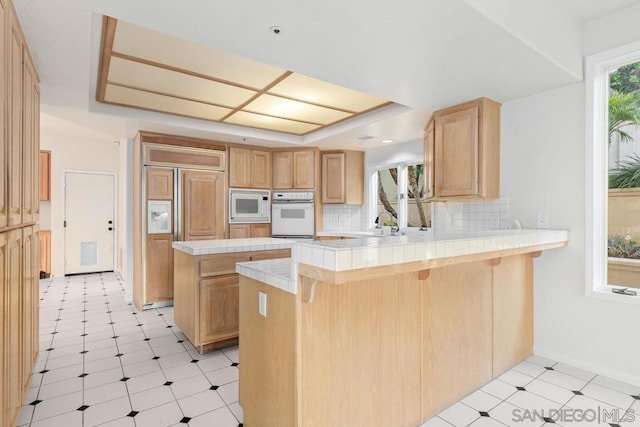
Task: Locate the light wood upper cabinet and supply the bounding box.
[182,170,225,241]
[251,150,271,188]
[146,167,174,200]
[229,147,271,189]
[321,151,364,204]
[272,151,293,189]
[39,151,50,201]
[272,150,315,189]
[293,151,314,189]
[0,0,6,230]
[425,98,500,200]
[22,55,37,224]
[8,19,22,227]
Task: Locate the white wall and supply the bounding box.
[502,83,640,385]
[40,112,121,278]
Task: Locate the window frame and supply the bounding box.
[368,155,429,229]
[585,41,640,305]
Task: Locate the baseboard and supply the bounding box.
[534,347,640,388]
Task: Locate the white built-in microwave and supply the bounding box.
[229,189,271,223]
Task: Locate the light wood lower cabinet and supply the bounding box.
[39,229,51,273]
[146,234,174,303]
[239,253,536,426]
[229,223,271,239]
[174,248,290,353]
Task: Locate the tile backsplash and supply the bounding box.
[432,198,510,233]
[323,204,367,231]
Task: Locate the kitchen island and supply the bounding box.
[172,238,291,353]
[236,229,568,427]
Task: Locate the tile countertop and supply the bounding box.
[236,258,296,294]
[234,229,569,294]
[172,238,293,256]
[293,228,569,272]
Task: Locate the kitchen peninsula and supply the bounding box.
[236,229,569,427]
[172,238,291,353]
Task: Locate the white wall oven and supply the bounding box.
[229,189,271,223]
[271,191,314,239]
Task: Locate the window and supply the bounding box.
[586,41,640,302]
[373,162,431,229]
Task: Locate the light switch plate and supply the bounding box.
[259,292,267,317]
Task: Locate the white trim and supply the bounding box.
[534,347,640,388]
[63,170,118,275]
[585,40,640,304]
[366,156,427,229]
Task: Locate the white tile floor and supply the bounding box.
[17,272,640,427]
[19,273,242,427]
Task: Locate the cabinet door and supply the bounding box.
[22,227,35,392]
[146,234,174,303]
[39,230,51,273]
[0,232,6,426]
[147,167,174,200]
[322,153,345,203]
[492,255,533,376]
[272,151,293,189]
[293,151,314,189]
[8,22,23,226]
[250,223,271,238]
[31,73,40,222]
[434,106,479,197]
[0,0,5,229]
[229,147,251,188]
[182,170,225,241]
[5,230,22,425]
[39,151,50,201]
[229,224,250,239]
[251,150,271,189]
[424,120,435,200]
[22,59,35,224]
[422,261,492,418]
[199,275,239,343]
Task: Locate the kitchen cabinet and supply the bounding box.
[272,149,316,189]
[8,15,22,227]
[182,169,225,241]
[321,150,364,204]
[425,97,500,200]
[146,234,174,303]
[39,151,51,201]
[146,167,173,200]
[174,247,291,353]
[133,132,228,311]
[229,147,271,189]
[1,1,40,424]
[229,223,271,239]
[40,229,51,273]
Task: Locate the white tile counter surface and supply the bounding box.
[172,238,293,256]
[234,229,568,294]
[295,229,568,272]
[236,258,296,294]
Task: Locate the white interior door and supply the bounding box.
[64,172,115,275]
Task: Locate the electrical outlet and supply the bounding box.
[536,213,549,229]
[259,292,267,317]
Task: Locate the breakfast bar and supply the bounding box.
[236,229,569,427]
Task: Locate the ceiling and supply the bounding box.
[98,18,390,136]
[12,0,640,150]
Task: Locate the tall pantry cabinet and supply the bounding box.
[1,0,41,426]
